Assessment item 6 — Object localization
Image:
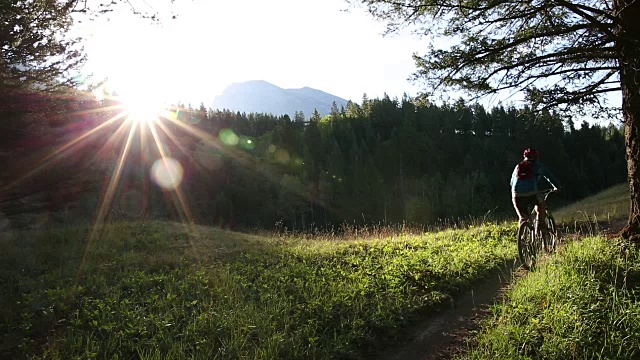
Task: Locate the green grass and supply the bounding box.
[0,221,516,359]
[554,183,630,223]
[463,236,640,360]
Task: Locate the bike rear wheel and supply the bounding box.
[517,222,536,270]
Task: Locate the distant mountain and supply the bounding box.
[212,80,349,118]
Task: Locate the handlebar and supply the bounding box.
[540,188,558,201]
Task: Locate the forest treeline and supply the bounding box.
[0,92,626,231]
[106,94,626,230]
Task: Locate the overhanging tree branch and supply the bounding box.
[554,0,617,38]
[442,44,617,87]
[357,0,640,240]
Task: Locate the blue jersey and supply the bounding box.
[510,160,559,196]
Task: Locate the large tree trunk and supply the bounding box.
[616,0,640,241]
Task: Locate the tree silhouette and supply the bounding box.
[355,0,640,240]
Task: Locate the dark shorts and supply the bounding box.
[513,193,543,218]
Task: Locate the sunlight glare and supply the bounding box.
[151,157,184,190]
[122,91,164,124]
[78,122,137,280]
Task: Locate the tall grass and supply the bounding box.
[554,183,629,223]
[1,221,516,359]
[463,236,640,359]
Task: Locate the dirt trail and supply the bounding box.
[377,261,525,360]
[376,220,627,360]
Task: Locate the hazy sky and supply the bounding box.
[80,0,427,105]
[77,0,620,122]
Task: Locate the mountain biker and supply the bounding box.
[510,148,561,226]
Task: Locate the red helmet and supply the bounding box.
[523,148,539,160]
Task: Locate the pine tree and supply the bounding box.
[357,0,640,240]
[0,1,95,219]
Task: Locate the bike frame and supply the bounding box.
[529,189,556,222]
[517,189,558,270]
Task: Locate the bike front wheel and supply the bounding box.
[544,215,559,253]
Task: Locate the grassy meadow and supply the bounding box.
[462,183,640,359]
[554,183,629,223]
[0,221,516,359]
[463,236,640,359]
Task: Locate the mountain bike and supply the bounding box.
[517,189,559,270]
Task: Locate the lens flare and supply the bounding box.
[151,157,184,190]
[240,137,256,150]
[275,149,290,163]
[220,129,239,146]
[187,113,201,125]
[198,153,224,170]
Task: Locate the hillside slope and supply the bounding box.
[554,183,629,222]
[0,221,515,359]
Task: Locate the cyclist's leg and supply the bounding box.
[534,193,547,229]
[512,195,529,225]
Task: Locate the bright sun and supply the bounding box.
[121,91,164,123]
[88,25,171,124]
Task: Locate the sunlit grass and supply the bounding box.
[462,236,640,360]
[554,183,629,223]
[0,221,516,359]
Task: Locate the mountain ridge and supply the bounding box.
[212,80,349,118]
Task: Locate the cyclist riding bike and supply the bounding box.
[510,148,561,227]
